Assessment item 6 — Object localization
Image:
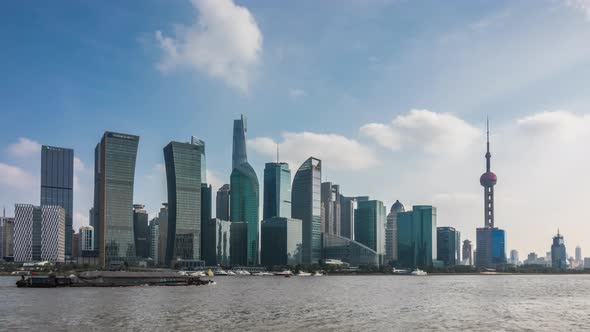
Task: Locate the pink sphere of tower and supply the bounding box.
[480,172,497,187]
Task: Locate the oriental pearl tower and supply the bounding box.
[480,119,497,228]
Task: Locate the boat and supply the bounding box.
[312,272,323,277]
[296,271,312,276]
[410,269,427,276]
[206,269,214,277]
[392,268,410,275]
[274,270,293,277]
[251,272,264,276]
[214,270,229,276]
[190,271,206,277]
[234,270,250,276]
[226,270,237,276]
[261,272,273,276]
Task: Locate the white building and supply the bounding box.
[79,225,94,251]
[14,204,65,263]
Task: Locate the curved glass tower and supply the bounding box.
[291,157,322,265]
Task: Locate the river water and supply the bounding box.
[0,275,588,331]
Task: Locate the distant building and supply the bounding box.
[339,196,356,240]
[323,233,380,267]
[263,163,291,220]
[201,184,212,224]
[230,115,260,266]
[14,204,65,263]
[72,233,80,258]
[133,205,150,259]
[551,230,567,270]
[354,200,386,263]
[216,184,231,221]
[95,132,140,267]
[41,145,74,257]
[584,258,590,269]
[202,218,232,266]
[292,157,322,265]
[164,139,204,265]
[156,204,168,265]
[397,206,437,269]
[1,217,15,260]
[79,226,94,252]
[230,222,248,266]
[385,200,405,264]
[509,249,519,265]
[148,218,159,265]
[575,246,582,262]
[523,252,550,266]
[437,227,460,266]
[462,239,473,266]
[260,217,303,267]
[321,182,341,235]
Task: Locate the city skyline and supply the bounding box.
[2,0,590,258]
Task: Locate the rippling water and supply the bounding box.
[1,275,589,331]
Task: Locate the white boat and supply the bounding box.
[296,271,312,276]
[392,268,410,275]
[190,271,206,277]
[235,270,250,276]
[410,269,427,276]
[214,270,229,276]
[274,270,293,276]
[261,272,274,276]
[251,272,264,276]
[226,270,237,276]
[313,272,323,277]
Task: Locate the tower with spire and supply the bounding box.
[480,118,497,228]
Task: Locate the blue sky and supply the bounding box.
[2,0,590,258]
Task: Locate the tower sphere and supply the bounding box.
[480,172,497,187]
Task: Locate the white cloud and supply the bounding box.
[155,0,263,92]
[360,109,480,154]
[206,169,224,192]
[516,111,590,141]
[288,88,307,98]
[565,0,590,20]
[0,163,36,192]
[73,210,89,230]
[74,157,86,172]
[249,132,379,171]
[6,137,41,158]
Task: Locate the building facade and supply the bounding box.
[385,200,405,264]
[79,225,94,252]
[339,195,356,240]
[323,233,380,267]
[354,200,386,261]
[321,182,341,236]
[551,231,567,270]
[437,227,460,266]
[41,145,74,257]
[96,132,140,267]
[216,184,231,221]
[229,222,248,266]
[397,206,437,269]
[1,217,15,260]
[291,157,322,265]
[148,218,159,265]
[14,204,65,263]
[263,162,292,220]
[260,217,303,267]
[462,239,473,266]
[133,204,150,259]
[509,249,519,265]
[164,140,203,265]
[202,218,232,266]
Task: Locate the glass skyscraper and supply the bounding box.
[263,162,291,220]
[436,226,460,266]
[321,182,341,235]
[339,195,356,240]
[385,200,405,265]
[164,140,203,266]
[323,233,380,267]
[260,217,302,267]
[216,184,231,221]
[96,132,139,268]
[354,200,386,263]
[41,145,74,257]
[291,157,322,265]
[397,205,437,269]
[202,218,232,266]
[133,204,150,259]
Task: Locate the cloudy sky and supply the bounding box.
[2,0,590,258]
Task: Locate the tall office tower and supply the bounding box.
[575,246,582,262]
[164,139,203,265]
[92,142,101,252]
[340,195,356,240]
[354,200,386,263]
[385,200,405,264]
[292,157,322,265]
[437,227,460,266]
[132,204,150,258]
[14,204,65,263]
[202,218,232,266]
[509,249,519,265]
[476,120,506,268]
[201,184,212,222]
[156,204,168,265]
[216,184,231,221]
[79,225,94,252]
[261,217,303,267]
[41,145,74,257]
[230,115,260,266]
[0,217,3,259]
[148,217,159,265]
[72,233,80,258]
[263,162,292,220]
[230,222,248,266]
[397,206,437,269]
[321,182,341,235]
[1,217,14,259]
[551,230,567,269]
[462,239,473,265]
[95,132,139,267]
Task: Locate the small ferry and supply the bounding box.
[410,269,427,276]
[313,272,323,277]
[296,271,312,276]
[214,270,229,276]
[273,270,293,277]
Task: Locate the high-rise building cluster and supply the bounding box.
[0,115,523,271]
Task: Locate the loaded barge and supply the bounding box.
[16,271,213,288]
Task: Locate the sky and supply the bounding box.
[2,0,590,259]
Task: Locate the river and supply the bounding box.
[0,275,588,331]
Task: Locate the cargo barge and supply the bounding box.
[16,271,214,288]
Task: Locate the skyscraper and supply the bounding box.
[463,239,473,266]
[133,204,150,259]
[354,200,386,261]
[339,195,356,240]
[41,145,74,257]
[551,230,567,270]
[1,217,14,260]
[148,217,159,265]
[476,120,506,268]
[164,140,203,265]
[14,204,65,263]
[216,184,231,221]
[202,218,232,266]
[437,226,460,266]
[263,162,292,220]
[95,132,140,268]
[509,249,519,266]
[575,246,582,262]
[260,217,303,267]
[397,206,437,269]
[292,157,322,265]
[321,182,341,235]
[385,200,405,264]
[79,225,94,252]
[230,115,260,266]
